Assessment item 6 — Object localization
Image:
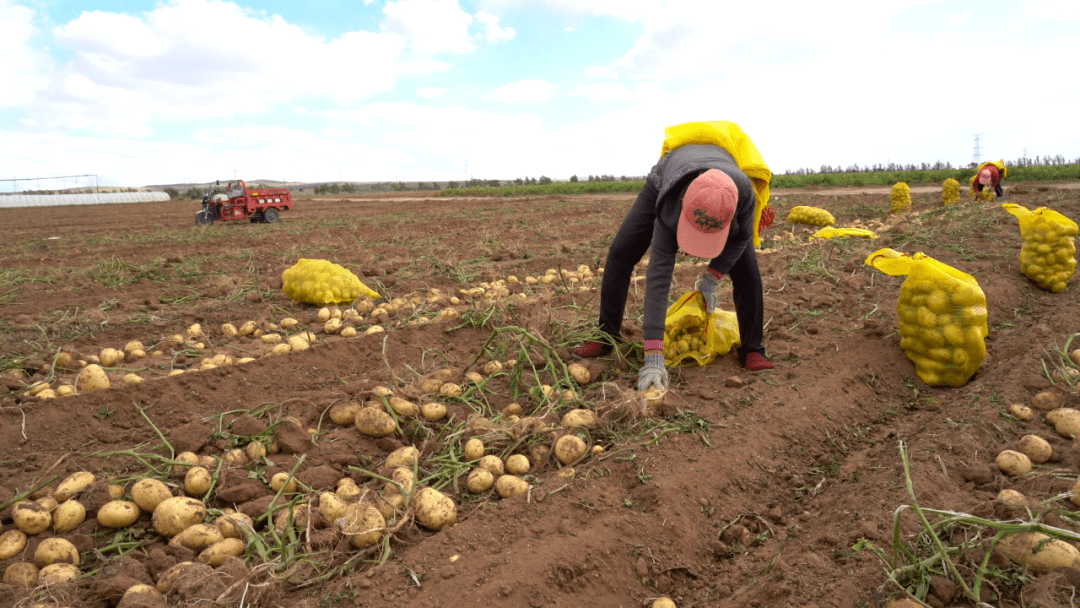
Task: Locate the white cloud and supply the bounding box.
[474,11,515,43]
[488,79,556,103]
[322,127,352,139]
[382,0,477,53]
[1026,0,1080,20]
[568,82,630,103]
[542,0,660,22]
[950,9,974,25]
[0,1,52,107]
[293,107,309,116]
[417,87,448,98]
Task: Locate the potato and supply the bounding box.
[464,438,485,461]
[482,360,504,375]
[568,363,591,384]
[420,402,447,421]
[155,561,195,594]
[354,408,398,437]
[131,478,172,512]
[33,537,79,568]
[999,532,1080,572]
[55,471,96,501]
[98,500,142,528]
[560,408,597,428]
[1032,391,1063,411]
[221,323,238,336]
[1008,403,1034,421]
[385,446,420,469]
[388,467,415,495]
[388,397,420,417]
[99,347,124,367]
[329,401,360,426]
[372,385,394,397]
[107,483,126,500]
[997,489,1030,508]
[440,383,463,396]
[53,500,87,533]
[318,492,348,525]
[413,487,457,531]
[340,504,385,549]
[124,583,162,598]
[478,455,504,476]
[376,493,405,521]
[505,454,530,476]
[152,496,207,537]
[36,495,58,512]
[466,468,494,494]
[3,562,38,587]
[274,504,309,532]
[1016,435,1053,464]
[280,317,298,329]
[38,562,80,585]
[170,523,224,553]
[652,599,677,608]
[996,450,1032,476]
[77,363,110,392]
[12,501,52,535]
[270,472,298,494]
[317,307,331,322]
[0,530,28,560]
[336,479,362,502]
[554,435,588,465]
[183,466,213,497]
[1072,478,1080,508]
[174,451,199,466]
[494,475,529,498]
[198,537,245,566]
[246,441,268,461]
[418,378,444,394]
[223,449,247,466]
[502,403,523,417]
[1047,408,1080,438]
[215,512,253,539]
[464,371,484,384]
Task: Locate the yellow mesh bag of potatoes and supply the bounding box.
[282,259,380,305]
[662,291,740,367]
[865,248,988,387]
[1003,203,1078,293]
[891,182,912,213]
[942,178,960,205]
[786,205,836,227]
[809,227,878,241]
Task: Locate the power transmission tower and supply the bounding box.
[972,134,982,165]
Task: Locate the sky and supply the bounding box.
[1,0,1078,189]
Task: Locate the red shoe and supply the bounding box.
[573,340,613,358]
[744,352,774,371]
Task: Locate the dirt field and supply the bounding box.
[0,183,1078,608]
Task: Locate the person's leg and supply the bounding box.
[727,243,767,363]
[597,197,655,338]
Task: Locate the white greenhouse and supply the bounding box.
[0,192,171,208]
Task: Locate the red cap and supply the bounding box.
[978,168,993,185]
[677,169,737,259]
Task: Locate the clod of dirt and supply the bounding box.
[216,478,272,504]
[230,414,268,437]
[89,574,142,604]
[171,562,227,602]
[145,548,177,579]
[724,376,746,388]
[13,314,34,325]
[116,593,166,608]
[101,555,152,585]
[273,421,311,454]
[168,420,213,453]
[960,464,996,485]
[1022,567,1080,608]
[297,464,340,491]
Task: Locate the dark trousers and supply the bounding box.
[597,196,766,361]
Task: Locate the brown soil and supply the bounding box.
[0,184,1078,608]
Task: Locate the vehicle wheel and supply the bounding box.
[195,210,214,226]
[264,208,280,223]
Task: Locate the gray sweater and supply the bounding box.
[639,144,756,342]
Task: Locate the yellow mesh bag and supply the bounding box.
[787,205,836,227]
[662,291,740,367]
[891,182,912,213]
[282,259,380,305]
[865,248,988,387]
[809,227,878,240]
[942,178,960,205]
[1003,203,1079,293]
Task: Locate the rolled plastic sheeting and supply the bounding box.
[0,192,171,208]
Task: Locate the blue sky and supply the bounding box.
[2,0,1078,189]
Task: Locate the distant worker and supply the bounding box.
[573,121,775,392]
[970,160,1006,199]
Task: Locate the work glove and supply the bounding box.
[637,353,669,392]
[696,271,722,313]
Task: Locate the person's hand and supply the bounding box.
[696,271,722,313]
[637,353,668,391]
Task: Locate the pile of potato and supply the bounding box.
[1003,203,1078,293]
[786,205,836,227]
[890,182,911,213]
[895,276,988,387]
